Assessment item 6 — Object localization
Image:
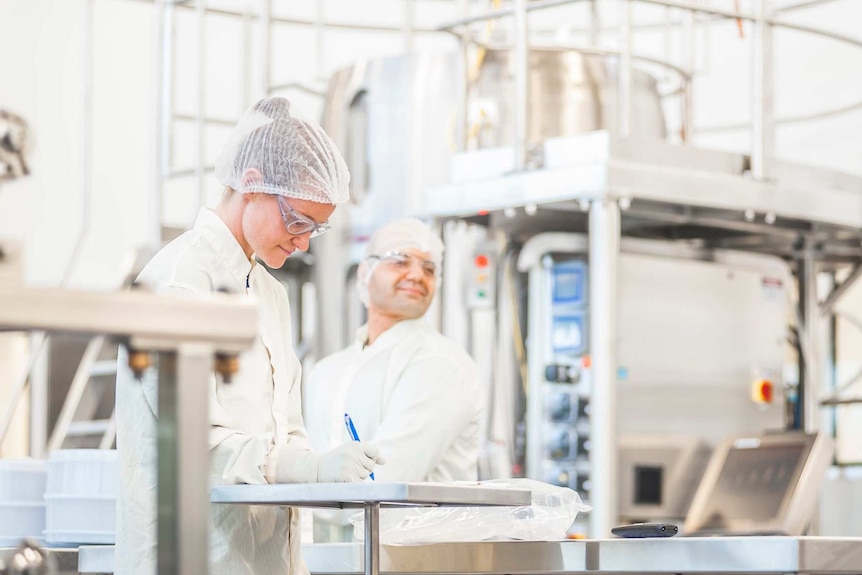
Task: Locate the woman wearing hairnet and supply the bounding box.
[115,97,383,575]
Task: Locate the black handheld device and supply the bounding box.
[611,523,678,538]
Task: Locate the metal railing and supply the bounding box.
[436,0,862,180]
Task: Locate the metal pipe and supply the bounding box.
[174,113,237,126]
[524,261,550,479]
[169,167,214,179]
[474,40,692,81]
[637,0,757,20]
[771,19,862,50]
[261,0,272,96]
[751,0,774,181]
[242,0,253,108]
[513,0,529,170]
[157,346,213,575]
[403,0,415,53]
[124,0,439,32]
[694,97,862,133]
[455,0,469,151]
[797,252,821,434]
[617,0,633,138]
[364,502,380,575]
[155,0,174,243]
[152,0,164,243]
[588,198,621,538]
[315,0,325,82]
[681,2,695,142]
[820,264,862,316]
[197,0,208,212]
[437,0,592,32]
[774,0,840,12]
[267,82,327,97]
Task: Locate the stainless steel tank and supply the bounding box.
[470,49,667,148]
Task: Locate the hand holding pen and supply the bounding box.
[344,413,375,480]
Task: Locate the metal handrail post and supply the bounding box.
[261,0,272,96]
[513,0,529,170]
[315,0,325,84]
[154,0,175,243]
[618,0,632,138]
[403,0,415,53]
[456,0,469,152]
[682,2,696,142]
[197,0,208,213]
[752,0,774,180]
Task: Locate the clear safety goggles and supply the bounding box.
[368,251,437,277]
[277,195,331,238]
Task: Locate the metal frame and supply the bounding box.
[0,285,257,575]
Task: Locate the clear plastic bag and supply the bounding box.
[351,479,591,544]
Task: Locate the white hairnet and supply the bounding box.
[214,97,350,204]
[356,218,445,307]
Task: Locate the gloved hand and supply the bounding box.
[317,442,385,483]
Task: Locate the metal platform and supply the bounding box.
[428,132,862,264]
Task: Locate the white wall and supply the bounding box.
[0,0,155,290]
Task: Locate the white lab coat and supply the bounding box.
[116,208,310,575]
[305,319,483,482]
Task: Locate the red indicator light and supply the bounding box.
[474,254,489,268]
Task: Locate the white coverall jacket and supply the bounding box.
[305,319,483,482]
[116,208,310,575]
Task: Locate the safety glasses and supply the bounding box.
[368,251,437,277]
[276,196,331,238]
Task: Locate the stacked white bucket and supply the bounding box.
[0,459,47,545]
[45,449,118,545]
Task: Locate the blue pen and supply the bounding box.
[344,413,374,480]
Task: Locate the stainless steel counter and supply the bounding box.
[77,537,862,574]
[210,482,532,508]
[212,482,531,575]
[302,538,862,574]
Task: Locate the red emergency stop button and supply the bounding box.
[751,379,774,403]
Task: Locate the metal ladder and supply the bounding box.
[46,335,118,452]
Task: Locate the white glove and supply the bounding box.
[317,442,384,483]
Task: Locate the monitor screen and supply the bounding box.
[684,432,830,536]
[690,443,805,530]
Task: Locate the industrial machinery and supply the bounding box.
[314,0,862,537]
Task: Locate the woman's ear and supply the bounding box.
[241,168,264,190]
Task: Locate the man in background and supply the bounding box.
[305,218,483,485]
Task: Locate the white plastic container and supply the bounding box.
[0,458,47,502]
[45,450,118,545]
[0,501,46,547]
[46,449,118,497]
[44,494,115,544]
